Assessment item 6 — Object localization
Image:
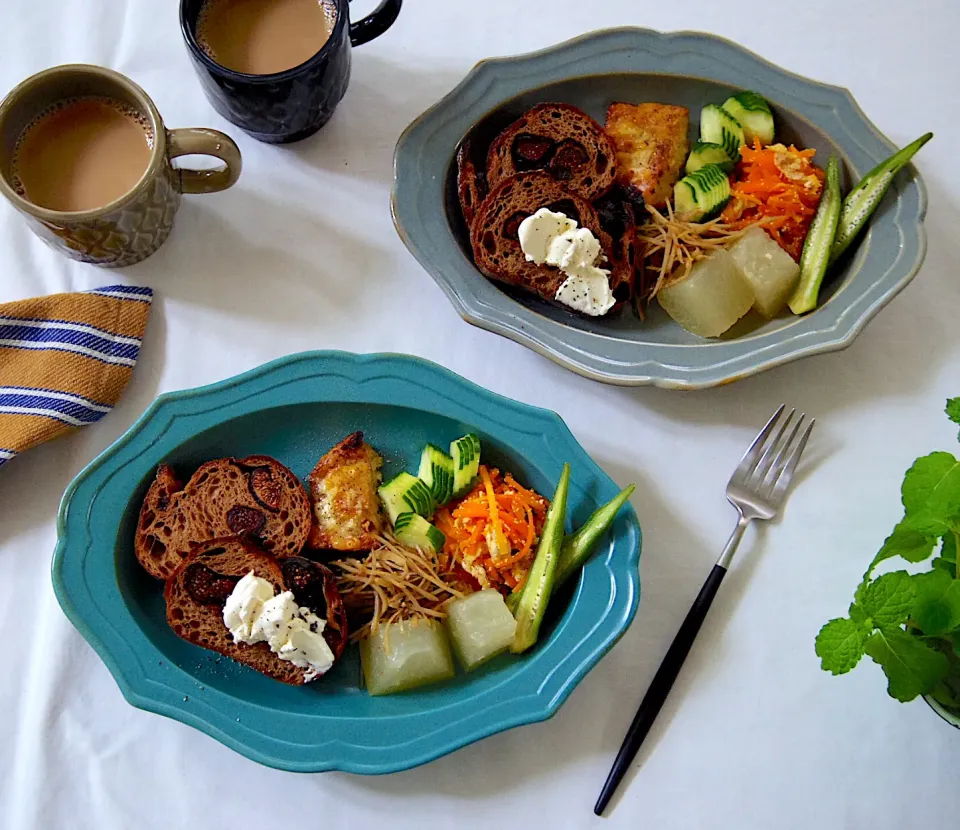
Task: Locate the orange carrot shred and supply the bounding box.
[720,139,825,261]
[431,465,550,591]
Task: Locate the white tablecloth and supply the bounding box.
[2,1,959,827]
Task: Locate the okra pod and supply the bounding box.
[510,464,569,653]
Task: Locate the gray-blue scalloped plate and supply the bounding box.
[51,351,641,773]
[391,28,928,389]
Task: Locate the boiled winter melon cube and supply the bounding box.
[445,589,518,671]
[727,226,801,318]
[658,249,755,337]
[360,620,455,695]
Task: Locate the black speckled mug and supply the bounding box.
[180,0,402,144]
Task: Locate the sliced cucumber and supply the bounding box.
[450,433,481,497]
[378,472,435,524]
[830,132,933,263]
[673,164,731,222]
[721,91,775,146]
[394,512,445,554]
[418,444,454,506]
[700,104,745,162]
[685,141,735,175]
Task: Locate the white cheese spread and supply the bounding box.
[223,572,335,681]
[518,208,615,316]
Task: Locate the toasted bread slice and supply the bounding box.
[469,172,630,311]
[486,103,617,201]
[456,140,487,228]
[605,102,690,208]
[307,432,384,552]
[165,540,349,684]
[136,456,311,580]
[164,538,309,685]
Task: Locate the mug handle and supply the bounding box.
[167,128,242,194]
[348,0,402,46]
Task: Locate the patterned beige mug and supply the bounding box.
[0,64,241,267]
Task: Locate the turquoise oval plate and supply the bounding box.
[52,351,641,773]
[392,28,928,389]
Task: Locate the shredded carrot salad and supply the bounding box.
[720,140,826,260]
[434,465,550,593]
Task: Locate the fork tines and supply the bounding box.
[733,405,814,502]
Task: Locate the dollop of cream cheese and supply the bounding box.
[222,571,335,682]
[222,571,274,641]
[518,207,616,316]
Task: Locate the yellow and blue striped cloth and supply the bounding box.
[0,284,152,468]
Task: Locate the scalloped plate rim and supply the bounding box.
[51,350,641,773]
[391,27,929,389]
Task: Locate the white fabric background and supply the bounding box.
[1,1,959,828]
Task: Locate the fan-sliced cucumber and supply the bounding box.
[721,91,774,146]
[379,472,435,524]
[418,444,454,506]
[450,433,481,497]
[830,132,933,263]
[685,141,735,175]
[394,512,445,554]
[673,163,731,222]
[789,155,842,315]
[700,104,744,162]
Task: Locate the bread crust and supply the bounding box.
[469,172,630,311]
[136,456,311,580]
[164,540,349,685]
[456,140,486,229]
[164,538,308,685]
[485,103,617,201]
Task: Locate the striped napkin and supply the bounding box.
[0,284,153,468]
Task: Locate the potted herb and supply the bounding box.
[816,398,960,726]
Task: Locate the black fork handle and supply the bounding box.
[594,563,728,815]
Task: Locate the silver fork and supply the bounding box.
[720,405,815,569]
[595,406,814,816]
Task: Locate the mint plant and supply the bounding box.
[816,399,960,710]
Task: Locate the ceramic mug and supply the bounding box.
[0,64,242,268]
[180,0,403,144]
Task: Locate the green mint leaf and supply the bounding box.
[947,397,960,435]
[863,626,949,702]
[870,519,938,570]
[941,532,957,564]
[902,513,953,538]
[902,452,959,514]
[901,453,960,537]
[849,603,869,626]
[953,632,960,659]
[912,569,960,636]
[860,571,916,626]
[933,557,957,575]
[816,618,869,674]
